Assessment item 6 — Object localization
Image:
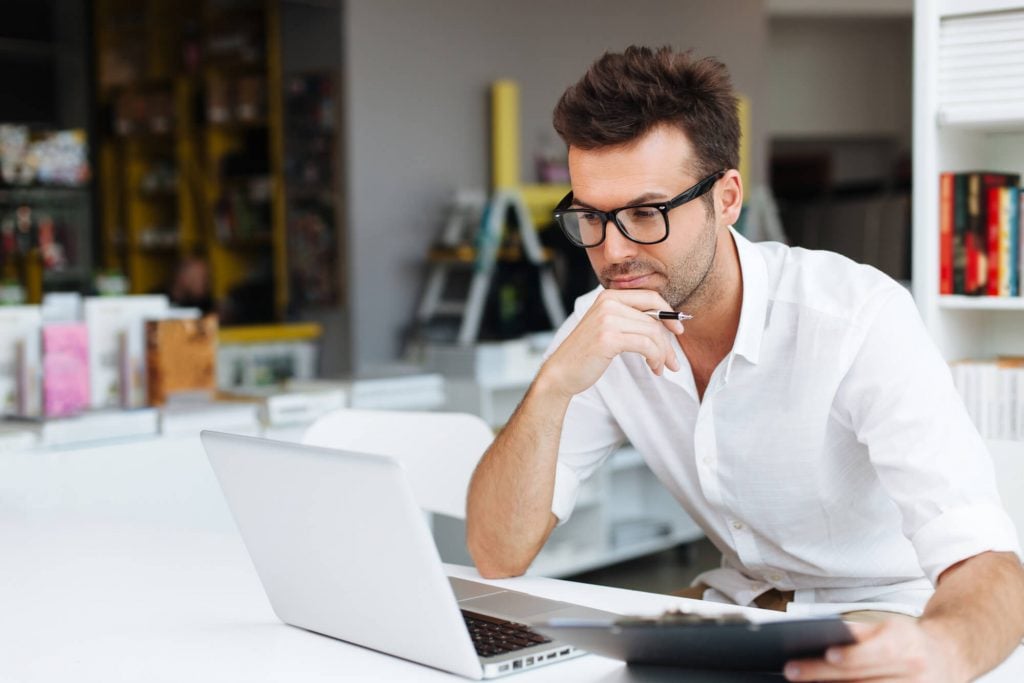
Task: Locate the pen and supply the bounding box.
[645,310,693,321]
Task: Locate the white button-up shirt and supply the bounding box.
[547,227,1021,611]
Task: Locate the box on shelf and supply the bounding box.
[0,305,42,418]
[217,341,318,389]
[216,384,346,427]
[288,365,446,411]
[146,315,218,407]
[610,517,675,550]
[158,399,261,438]
[3,407,158,448]
[416,332,553,387]
[84,295,169,409]
[41,322,90,418]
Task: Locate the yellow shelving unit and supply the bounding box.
[95,0,287,320]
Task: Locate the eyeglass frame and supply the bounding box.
[552,170,726,248]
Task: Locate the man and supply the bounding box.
[466,46,1024,682]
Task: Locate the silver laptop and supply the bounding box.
[201,430,617,679]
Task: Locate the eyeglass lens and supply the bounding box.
[561,206,666,247]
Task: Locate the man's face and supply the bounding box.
[567,125,721,309]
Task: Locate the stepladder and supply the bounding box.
[415,187,566,346]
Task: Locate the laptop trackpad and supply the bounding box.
[460,592,617,621]
[459,592,573,620]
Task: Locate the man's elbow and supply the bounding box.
[466,532,532,579]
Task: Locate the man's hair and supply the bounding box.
[552,46,739,179]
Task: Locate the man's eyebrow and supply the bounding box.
[570,191,669,210]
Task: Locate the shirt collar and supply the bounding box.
[728,226,769,366]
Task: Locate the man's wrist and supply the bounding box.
[531,364,577,405]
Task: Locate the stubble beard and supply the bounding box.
[663,208,719,309]
[599,207,719,310]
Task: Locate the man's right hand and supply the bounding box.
[537,289,684,399]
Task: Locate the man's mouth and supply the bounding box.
[608,274,654,289]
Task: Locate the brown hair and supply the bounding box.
[552,46,739,179]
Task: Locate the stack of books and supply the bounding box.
[950,358,1024,441]
[939,171,1021,297]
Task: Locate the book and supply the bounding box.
[3,408,158,447]
[953,173,968,294]
[84,295,169,409]
[41,322,90,418]
[286,365,446,411]
[216,385,347,427]
[943,172,1020,296]
[158,400,260,438]
[965,172,1020,295]
[0,305,42,417]
[145,315,218,407]
[1012,187,1021,297]
[939,172,954,295]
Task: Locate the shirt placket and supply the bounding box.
[695,359,773,600]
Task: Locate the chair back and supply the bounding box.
[302,408,494,520]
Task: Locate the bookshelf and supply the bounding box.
[94,0,288,320]
[913,0,1024,361]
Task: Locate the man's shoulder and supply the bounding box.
[758,242,905,323]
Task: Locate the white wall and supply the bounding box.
[767,16,912,145]
[342,0,769,369]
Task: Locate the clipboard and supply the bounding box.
[532,610,856,672]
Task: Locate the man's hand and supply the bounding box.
[783,620,970,683]
[539,289,684,399]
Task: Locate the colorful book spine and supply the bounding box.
[1016,187,1023,297]
[999,187,1013,298]
[953,174,968,295]
[41,323,90,418]
[986,185,1001,296]
[939,173,954,295]
[942,172,1021,297]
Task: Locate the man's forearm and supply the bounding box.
[466,373,573,578]
[921,550,1024,680]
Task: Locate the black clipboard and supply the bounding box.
[533,611,856,673]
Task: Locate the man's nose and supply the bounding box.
[598,219,640,262]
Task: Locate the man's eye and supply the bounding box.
[579,212,602,224]
[626,208,659,220]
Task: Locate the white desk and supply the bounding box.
[2,437,1022,682]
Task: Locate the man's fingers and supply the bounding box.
[617,332,673,375]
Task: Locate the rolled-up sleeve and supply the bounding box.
[836,286,1022,584]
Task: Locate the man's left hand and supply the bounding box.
[783,619,969,682]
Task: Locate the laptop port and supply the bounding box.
[498,664,509,672]
[512,660,522,670]
[559,648,571,656]
[546,653,556,660]
[525,656,534,666]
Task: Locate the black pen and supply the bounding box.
[645,310,693,321]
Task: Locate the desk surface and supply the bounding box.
[2,436,1022,683]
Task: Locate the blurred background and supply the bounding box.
[0,0,913,376]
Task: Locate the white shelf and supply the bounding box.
[529,531,694,579]
[938,106,1024,131]
[940,0,1024,17]
[938,296,1024,310]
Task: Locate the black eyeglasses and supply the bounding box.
[553,170,725,248]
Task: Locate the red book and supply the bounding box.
[987,186,1002,296]
[939,173,954,295]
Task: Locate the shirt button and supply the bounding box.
[702,456,713,466]
[769,573,783,582]
[731,520,744,530]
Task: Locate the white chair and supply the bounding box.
[301,408,494,520]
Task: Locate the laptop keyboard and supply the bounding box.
[462,609,553,658]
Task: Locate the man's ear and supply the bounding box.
[718,170,744,225]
